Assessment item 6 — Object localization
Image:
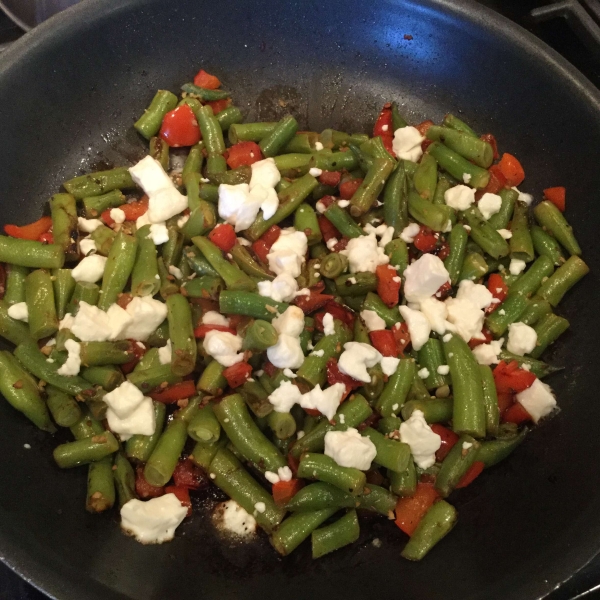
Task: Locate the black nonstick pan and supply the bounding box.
[0,0,598,598]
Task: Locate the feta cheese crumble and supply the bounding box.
[516,379,556,423]
[121,494,187,544]
[399,410,441,469]
[392,126,424,162]
[324,428,377,470]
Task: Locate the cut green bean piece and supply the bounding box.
[413,154,438,200]
[443,114,477,137]
[401,398,453,423]
[82,189,125,218]
[488,188,517,231]
[479,365,499,436]
[428,142,490,189]
[166,294,197,376]
[376,358,416,417]
[53,431,119,469]
[445,224,469,285]
[426,126,493,168]
[485,293,529,337]
[324,204,364,238]
[361,427,410,473]
[63,167,135,200]
[510,201,535,262]
[534,200,581,256]
[114,451,136,508]
[98,231,137,310]
[349,158,395,217]
[383,163,408,233]
[408,191,455,232]
[46,385,81,428]
[435,434,480,497]
[259,115,299,158]
[0,237,64,269]
[312,510,360,559]
[531,225,566,266]
[131,225,160,297]
[134,90,178,139]
[298,453,365,496]
[531,313,569,358]
[463,206,509,259]
[25,269,58,340]
[537,256,589,307]
[86,457,115,513]
[272,508,337,555]
[477,428,528,468]
[126,401,167,463]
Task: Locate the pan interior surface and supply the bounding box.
[0,0,598,599]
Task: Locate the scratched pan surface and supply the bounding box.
[0,0,598,598]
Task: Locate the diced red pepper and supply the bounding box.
[434,281,453,300]
[206,98,230,115]
[503,402,533,425]
[317,214,341,243]
[193,324,237,338]
[116,293,134,309]
[293,289,334,314]
[415,120,434,137]
[135,465,165,499]
[497,390,515,415]
[468,328,493,349]
[321,300,355,329]
[208,223,237,252]
[4,216,52,241]
[373,103,395,156]
[102,196,149,226]
[38,231,54,244]
[164,485,192,516]
[430,424,459,462]
[475,164,507,201]
[394,482,440,537]
[193,69,221,89]
[172,458,208,490]
[333,237,349,252]
[480,133,499,160]
[318,170,342,187]
[339,178,363,200]
[487,272,508,304]
[326,357,362,400]
[120,339,146,375]
[251,225,281,264]
[369,330,398,357]
[498,153,525,187]
[272,479,304,506]
[493,360,536,395]
[159,104,201,148]
[543,186,566,212]
[222,361,252,388]
[376,264,401,307]
[225,141,263,169]
[150,380,197,403]
[392,321,411,356]
[455,461,485,489]
[436,240,451,261]
[287,453,300,477]
[413,226,438,253]
[260,224,283,247]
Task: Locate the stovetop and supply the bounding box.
[0,0,599,598]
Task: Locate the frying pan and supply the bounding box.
[0,0,598,598]
[0,0,80,30]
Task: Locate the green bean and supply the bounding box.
[378,415,402,435]
[0,299,31,345]
[242,319,278,351]
[125,401,166,463]
[479,365,499,437]
[409,370,432,402]
[312,510,359,559]
[507,256,553,299]
[376,358,416,417]
[443,224,468,285]
[477,428,528,468]
[360,136,393,160]
[463,206,509,259]
[401,500,457,561]
[82,189,125,218]
[69,407,103,440]
[320,253,348,279]
[443,113,477,136]
[78,341,133,366]
[520,296,552,327]
[272,507,337,555]
[418,338,450,390]
[324,204,364,238]
[485,293,529,337]
[219,290,288,321]
[80,365,124,391]
[443,335,485,438]
[432,175,452,206]
[207,166,251,186]
[268,411,297,440]
[319,129,368,150]
[389,460,418,497]
[187,403,221,444]
[4,264,28,306]
[53,431,119,468]
[25,269,58,340]
[197,359,227,395]
[195,105,226,158]
[287,482,355,512]
[256,115,298,157]
[130,224,160,297]
[362,363,385,403]
[50,193,78,262]
[90,224,116,256]
[298,453,366,496]
[335,272,377,297]
[509,200,534,262]
[413,154,438,200]
[230,244,274,280]
[349,157,395,217]
[126,362,182,393]
[166,294,196,376]
[238,380,271,419]
[358,483,398,516]
[487,188,517,230]
[531,313,569,358]
[537,256,589,307]
[63,167,135,200]
[97,231,137,311]
[246,174,319,241]
[435,434,480,497]
[181,144,204,184]
[210,447,285,533]
[158,255,177,298]
[496,350,560,379]
[134,90,178,139]
[408,191,455,232]
[66,281,99,314]
[181,276,224,300]
[294,204,322,245]
[215,105,243,131]
[229,122,277,144]
[162,226,184,269]
[149,136,170,170]
[385,239,409,277]
[86,457,115,513]
[534,200,581,256]
[401,398,453,423]
[46,385,81,428]
[383,162,408,232]
[52,269,75,320]
[458,252,488,282]
[135,347,162,371]
[427,142,490,189]
[426,126,492,168]
[0,236,64,269]
[185,246,220,277]
[114,451,136,508]
[531,225,565,266]
[362,292,403,327]
[181,82,230,101]
[361,427,410,473]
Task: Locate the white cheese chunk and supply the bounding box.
[122,297,168,341]
[400,222,421,243]
[268,380,303,413]
[381,356,400,376]
[509,258,527,275]
[444,185,476,211]
[445,297,484,342]
[266,334,304,369]
[322,313,335,336]
[267,229,308,277]
[121,494,187,544]
[324,427,377,470]
[168,265,183,280]
[218,183,262,233]
[456,279,494,310]
[271,306,305,338]
[403,254,449,303]
[507,322,538,356]
[472,338,504,365]
[516,379,556,423]
[340,233,389,274]
[57,339,81,376]
[398,305,431,351]
[497,229,513,240]
[511,186,533,205]
[250,157,281,189]
[300,383,345,420]
[338,341,382,383]
[110,208,126,224]
[103,380,145,419]
[203,330,244,367]
[257,273,299,303]
[7,302,28,322]
[158,340,172,365]
[360,309,386,332]
[77,217,103,233]
[399,409,441,469]
[106,396,155,441]
[213,499,256,537]
[149,223,169,245]
[419,297,449,335]
[392,126,424,162]
[79,237,97,256]
[202,311,229,327]
[477,192,502,220]
[71,254,107,283]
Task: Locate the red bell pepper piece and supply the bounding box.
[193,69,221,89]
[38,231,54,244]
[413,226,438,253]
[293,289,334,314]
[317,214,341,243]
[326,357,362,400]
[150,380,197,403]
[493,360,536,394]
[321,300,355,328]
[135,465,165,499]
[193,324,237,338]
[392,322,411,356]
[498,153,525,187]
[287,453,300,477]
[251,224,281,264]
[543,186,566,212]
[102,196,149,226]
[455,461,485,489]
[434,281,453,300]
[208,223,237,252]
[487,273,508,304]
[120,339,146,375]
[415,120,434,137]
[173,457,208,490]
[272,479,304,506]
[430,424,459,462]
[497,390,515,415]
[436,240,450,261]
[4,216,52,241]
[475,164,507,201]
[339,178,363,200]
[206,99,230,115]
[159,104,201,148]
[318,170,342,187]
[376,264,401,307]
[480,133,499,160]
[164,485,192,516]
[222,362,252,388]
[225,141,263,169]
[503,402,533,425]
[373,103,395,156]
[394,482,440,537]
[468,327,493,349]
[369,330,398,357]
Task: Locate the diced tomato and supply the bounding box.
[208,223,237,252]
[272,478,304,506]
[38,231,54,244]
[193,69,221,89]
[503,401,532,425]
[415,120,434,137]
[326,357,362,400]
[370,330,398,357]
[498,153,525,187]
[543,186,566,212]
[165,485,192,516]
[102,196,149,226]
[497,390,515,415]
[339,178,363,200]
[159,104,201,148]
[206,98,230,115]
[120,339,146,374]
[251,225,281,264]
[150,380,197,403]
[225,141,263,169]
[392,322,411,356]
[475,164,507,201]
[436,240,450,261]
[293,289,334,314]
[394,482,440,537]
[318,170,342,187]
[413,226,438,253]
[493,360,536,394]
[468,328,493,349]
[373,103,395,156]
[172,458,208,490]
[487,273,508,304]
[434,281,453,300]
[4,216,52,241]
[430,424,459,462]
[135,465,164,499]
[480,133,499,160]
[317,214,341,243]
[455,461,485,489]
[193,324,237,338]
[223,361,252,388]
[376,264,401,307]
